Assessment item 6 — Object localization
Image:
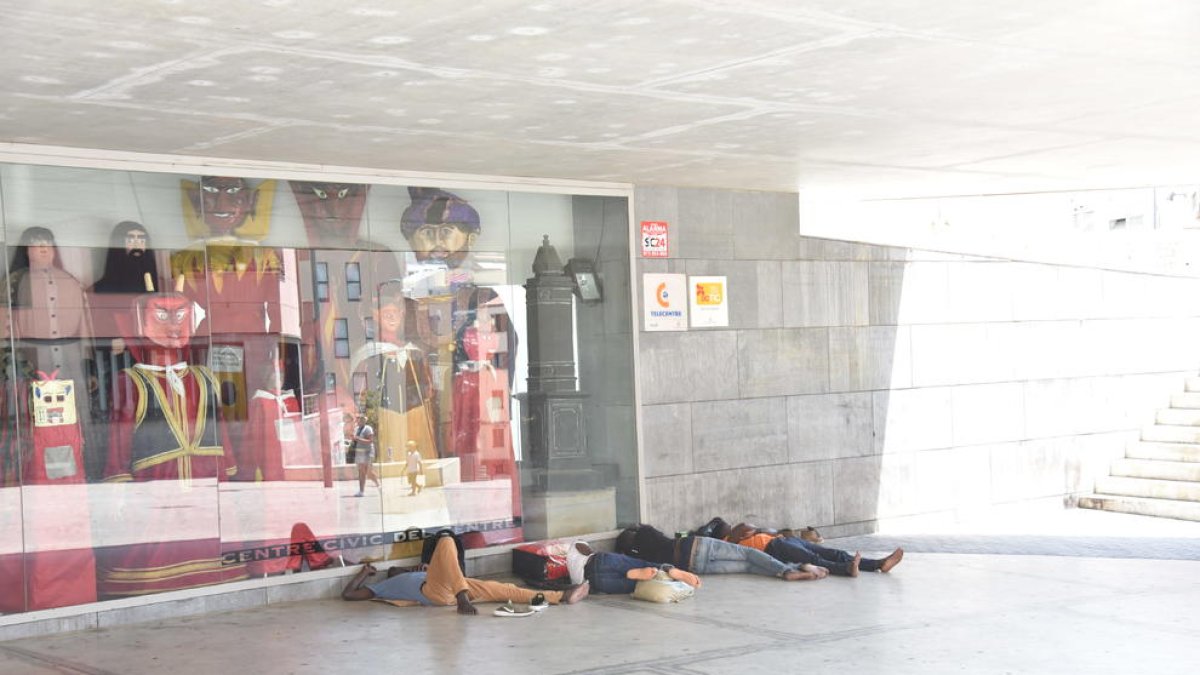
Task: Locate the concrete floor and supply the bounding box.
[2,508,1198,675]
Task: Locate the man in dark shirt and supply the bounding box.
[615,524,822,581]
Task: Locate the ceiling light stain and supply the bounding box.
[107,41,153,51]
[510,26,550,36]
[272,30,318,40]
[351,7,399,17]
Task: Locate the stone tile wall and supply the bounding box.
[634,186,1200,535]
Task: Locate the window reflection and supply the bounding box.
[0,165,634,616]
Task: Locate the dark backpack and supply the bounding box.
[692,517,731,539]
[421,528,466,574]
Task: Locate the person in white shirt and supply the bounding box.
[566,541,701,594]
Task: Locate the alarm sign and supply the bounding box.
[641,221,669,258]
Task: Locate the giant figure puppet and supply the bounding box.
[173,175,284,427]
[400,187,521,544]
[0,228,99,610]
[97,276,246,597]
[289,181,404,447]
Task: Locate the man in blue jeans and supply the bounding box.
[615,524,824,581]
[566,541,701,594]
[727,522,904,577]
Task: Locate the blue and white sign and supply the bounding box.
[643,273,688,331]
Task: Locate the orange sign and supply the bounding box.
[695,282,723,305]
[688,275,728,327]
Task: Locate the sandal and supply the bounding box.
[492,601,535,618]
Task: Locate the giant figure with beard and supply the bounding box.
[89,221,163,480]
[92,221,160,295]
[400,187,522,544]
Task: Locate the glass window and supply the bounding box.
[0,162,635,616]
[333,318,350,358]
[315,262,329,302]
[344,262,361,301]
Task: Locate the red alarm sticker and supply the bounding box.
[641,221,669,258]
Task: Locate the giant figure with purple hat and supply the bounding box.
[400,187,523,545]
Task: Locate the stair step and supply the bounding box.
[1111,458,1200,482]
[1126,441,1200,463]
[1094,475,1200,502]
[1156,408,1200,426]
[1141,425,1200,444]
[1169,392,1200,409]
[1077,494,1200,522]
[1187,377,1200,393]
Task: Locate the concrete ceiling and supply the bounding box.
[3,0,1200,197]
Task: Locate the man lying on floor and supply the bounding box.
[342,533,590,614]
[725,522,904,577]
[616,524,824,581]
[566,541,702,594]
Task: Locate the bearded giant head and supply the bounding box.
[400,187,480,269]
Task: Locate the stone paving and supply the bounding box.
[1,508,1197,675]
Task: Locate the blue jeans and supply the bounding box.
[765,537,881,576]
[586,552,654,594]
[689,536,797,578]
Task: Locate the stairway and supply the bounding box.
[1077,376,1200,521]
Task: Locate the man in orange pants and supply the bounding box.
[342,533,589,614]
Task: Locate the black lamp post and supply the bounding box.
[519,235,593,491]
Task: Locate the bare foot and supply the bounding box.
[563,581,590,604]
[574,541,595,556]
[879,547,904,573]
[802,564,829,579]
[666,567,702,588]
[625,567,657,582]
[782,570,819,581]
[848,553,861,578]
